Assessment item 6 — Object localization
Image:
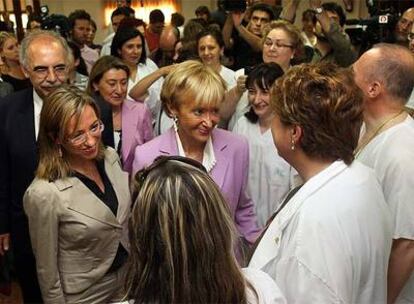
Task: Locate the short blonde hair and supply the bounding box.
[36,85,105,181]
[160,60,227,116]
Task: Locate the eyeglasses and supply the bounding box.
[408,33,414,41]
[32,64,67,80]
[66,121,104,146]
[264,39,294,49]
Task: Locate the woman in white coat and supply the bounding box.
[249,63,393,303]
[233,63,292,227]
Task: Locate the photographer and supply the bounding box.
[309,0,357,67]
[222,2,275,70]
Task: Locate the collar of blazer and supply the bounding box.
[53,148,127,228]
[158,128,230,188]
[249,160,347,270]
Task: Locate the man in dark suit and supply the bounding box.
[0,30,112,303]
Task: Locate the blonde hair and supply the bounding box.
[127,157,255,303]
[0,31,16,68]
[0,31,15,51]
[160,60,226,116]
[36,85,105,181]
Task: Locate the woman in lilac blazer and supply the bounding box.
[132,61,260,260]
[88,56,153,173]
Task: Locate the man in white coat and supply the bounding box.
[353,43,414,304]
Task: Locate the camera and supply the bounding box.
[218,0,247,12]
[345,10,398,55]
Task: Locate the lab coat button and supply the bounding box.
[275,236,279,244]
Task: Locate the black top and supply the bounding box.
[230,31,263,71]
[74,160,128,273]
[2,74,31,92]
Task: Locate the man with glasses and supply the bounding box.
[0,30,112,303]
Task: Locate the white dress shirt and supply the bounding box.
[33,89,43,140]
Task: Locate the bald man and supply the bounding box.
[150,25,180,67]
[395,7,414,46]
[353,43,414,304]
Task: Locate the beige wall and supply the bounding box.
[179,0,216,22]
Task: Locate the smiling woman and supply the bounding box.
[132,60,261,264]
[87,56,154,174]
[23,86,132,304]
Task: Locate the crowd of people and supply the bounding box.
[1,0,414,303]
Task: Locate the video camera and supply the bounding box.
[218,0,247,12]
[40,5,71,39]
[345,3,398,54]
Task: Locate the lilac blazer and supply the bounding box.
[132,128,261,243]
[121,99,154,173]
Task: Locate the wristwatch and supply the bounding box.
[313,7,323,14]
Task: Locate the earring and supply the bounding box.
[58,144,63,158]
[173,115,179,132]
[291,138,295,151]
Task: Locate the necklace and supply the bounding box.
[355,110,405,157]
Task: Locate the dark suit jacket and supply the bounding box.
[0,88,38,251]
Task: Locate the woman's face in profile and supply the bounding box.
[63,105,102,162]
[271,114,291,161]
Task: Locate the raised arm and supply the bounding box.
[129,65,175,101]
[222,13,235,50]
[280,0,301,23]
[232,12,263,52]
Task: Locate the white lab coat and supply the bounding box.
[357,116,414,304]
[249,160,393,304]
[233,116,292,227]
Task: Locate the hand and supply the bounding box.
[160,64,176,77]
[236,75,248,93]
[231,12,245,28]
[0,233,10,255]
